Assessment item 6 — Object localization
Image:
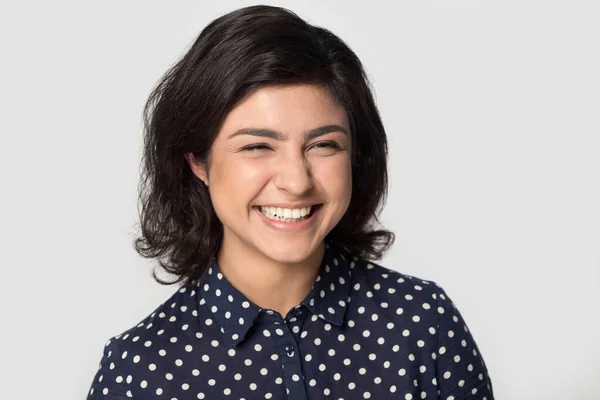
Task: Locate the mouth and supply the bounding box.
[253,203,323,223]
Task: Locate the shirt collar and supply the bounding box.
[196,241,354,347]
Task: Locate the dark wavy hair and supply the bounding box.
[133,5,395,286]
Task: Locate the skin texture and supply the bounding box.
[185,84,352,318]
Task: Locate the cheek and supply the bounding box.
[210,157,270,200]
[315,157,353,203]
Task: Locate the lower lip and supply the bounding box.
[253,204,322,232]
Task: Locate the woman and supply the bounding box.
[86,5,494,399]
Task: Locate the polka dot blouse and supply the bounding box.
[86,241,494,399]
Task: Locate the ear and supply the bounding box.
[184,152,209,187]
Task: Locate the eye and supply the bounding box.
[311,141,340,150]
[240,144,272,152]
[239,141,342,153]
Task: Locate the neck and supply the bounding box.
[215,235,325,319]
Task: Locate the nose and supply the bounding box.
[273,156,314,196]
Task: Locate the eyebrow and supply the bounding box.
[226,125,348,141]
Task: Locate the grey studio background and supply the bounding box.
[1,1,599,399]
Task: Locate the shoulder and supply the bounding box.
[111,283,197,351]
[350,257,494,396]
[347,256,468,332]
[86,283,197,398]
[350,256,447,306]
[350,257,495,397]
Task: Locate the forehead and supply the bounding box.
[219,84,348,135]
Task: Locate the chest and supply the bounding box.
[126,314,439,399]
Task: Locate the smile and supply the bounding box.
[258,205,316,222]
[253,204,323,231]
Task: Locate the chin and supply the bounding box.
[256,239,321,264]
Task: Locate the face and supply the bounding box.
[185,84,352,264]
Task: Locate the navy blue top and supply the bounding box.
[86,241,494,399]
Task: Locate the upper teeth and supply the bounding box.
[260,206,312,219]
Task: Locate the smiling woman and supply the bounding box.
[184,84,354,277]
[86,5,494,400]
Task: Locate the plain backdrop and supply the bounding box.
[1,1,599,399]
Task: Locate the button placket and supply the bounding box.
[272,320,308,400]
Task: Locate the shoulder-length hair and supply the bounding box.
[134,5,395,286]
